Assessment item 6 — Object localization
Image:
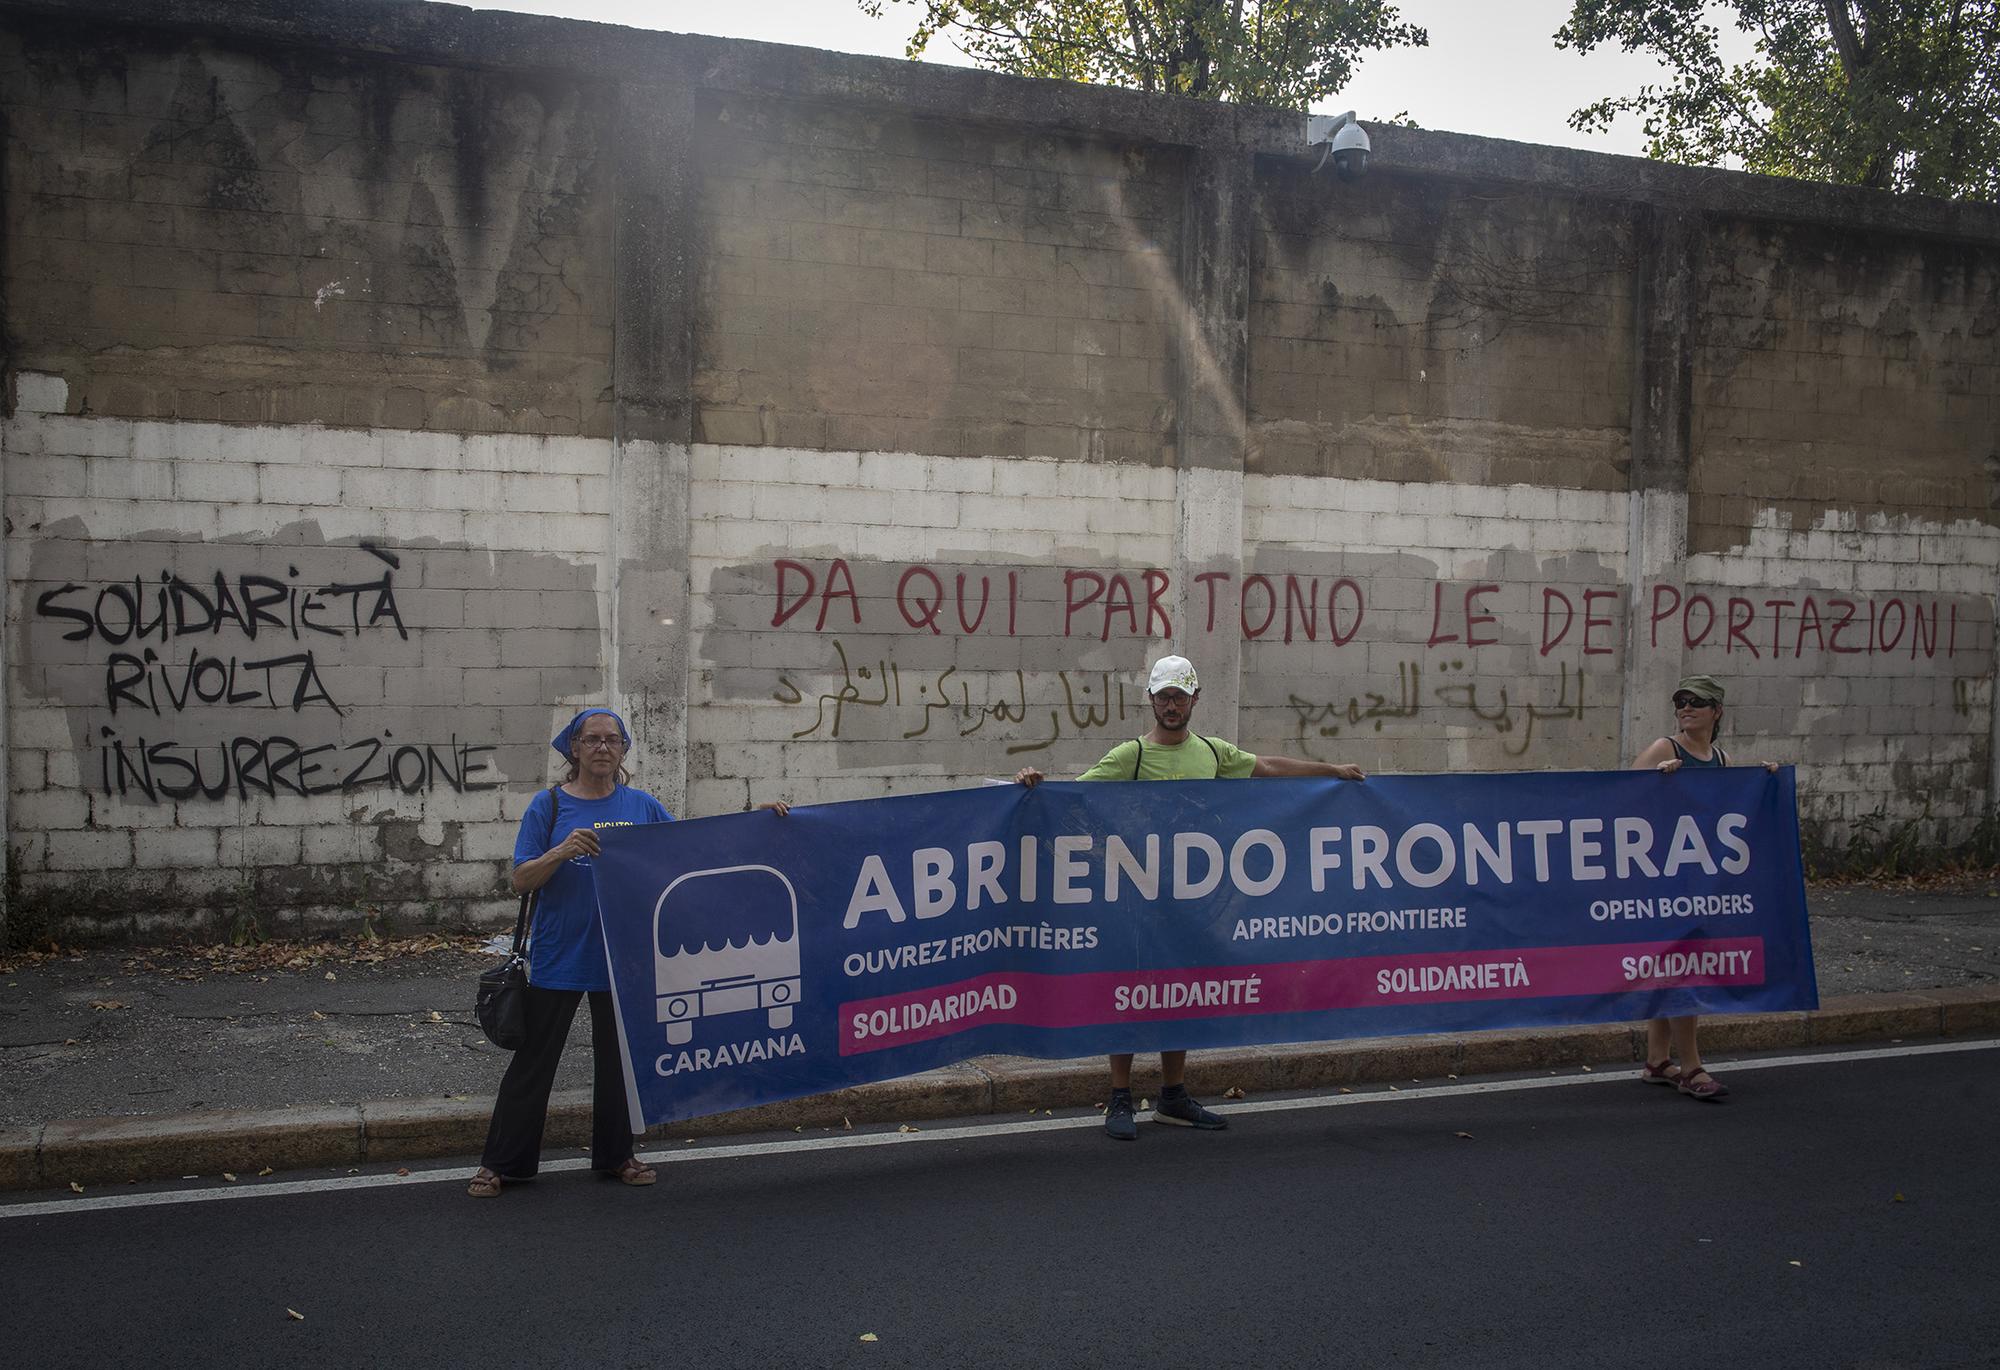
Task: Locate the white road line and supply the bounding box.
[5,1037,1994,1221]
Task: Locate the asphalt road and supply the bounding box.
[4,1042,1996,1370]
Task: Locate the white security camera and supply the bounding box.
[1328,120,1370,181]
[1305,111,1371,182]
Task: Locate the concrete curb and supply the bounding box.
[6,987,1997,1193]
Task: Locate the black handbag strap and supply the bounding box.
[508,784,563,958]
[1129,736,1222,779]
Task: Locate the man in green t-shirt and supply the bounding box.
[1015,654,1366,1140]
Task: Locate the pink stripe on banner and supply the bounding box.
[837,938,1765,1056]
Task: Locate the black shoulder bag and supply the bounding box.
[475,786,560,1050]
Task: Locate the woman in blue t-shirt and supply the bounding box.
[467,708,673,1196]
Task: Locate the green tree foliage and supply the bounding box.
[860,0,1427,110]
[1558,1,2000,200]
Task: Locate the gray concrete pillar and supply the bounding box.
[1619,206,1698,762]
[1171,147,1253,732]
[608,81,698,813]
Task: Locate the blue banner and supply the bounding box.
[594,769,1815,1128]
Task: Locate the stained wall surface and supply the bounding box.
[3,0,1995,940]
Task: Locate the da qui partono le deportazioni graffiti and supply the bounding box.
[31,544,500,803]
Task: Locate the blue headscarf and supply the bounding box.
[552,707,631,761]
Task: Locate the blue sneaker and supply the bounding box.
[1104,1090,1138,1141]
[1152,1088,1227,1130]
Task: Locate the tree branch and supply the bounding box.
[1823,0,1865,77]
[1121,0,1155,88]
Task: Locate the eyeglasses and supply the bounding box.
[1671,694,1716,709]
[576,735,628,751]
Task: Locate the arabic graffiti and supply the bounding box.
[1285,660,1590,759]
[773,640,1141,755]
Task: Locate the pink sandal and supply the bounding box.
[1640,1060,1682,1086]
[1678,1067,1729,1101]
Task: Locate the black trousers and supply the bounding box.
[480,985,635,1177]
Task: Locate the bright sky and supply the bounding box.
[464,0,1757,159]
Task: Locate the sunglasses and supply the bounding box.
[1671,693,1717,709]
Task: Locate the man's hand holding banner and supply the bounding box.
[593,769,1815,1129]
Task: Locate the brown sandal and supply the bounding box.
[611,1157,657,1186]
[466,1167,503,1198]
[1678,1068,1729,1101]
[1640,1060,1682,1086]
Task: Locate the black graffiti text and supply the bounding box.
[106,648,344,716]
[34,543,409,646]
[96,728,499,803]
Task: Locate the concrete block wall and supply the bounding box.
[1673,509,2000,840]
[2,0,1995,940]
[1239,475,1627,775]
[689,452,1627,799]
[1249,167,1634,488]
[1685,219,2000,841]
[692,92,1181,465]
[0,13,614,435]
[4,379,611,937]
[1691,221,1996,542]
[688,443,1180,815]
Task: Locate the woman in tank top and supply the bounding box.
[1629,674,1777,1101]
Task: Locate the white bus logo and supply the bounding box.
[654,864,803,1046]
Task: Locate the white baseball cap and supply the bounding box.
[1147,655,1199,694]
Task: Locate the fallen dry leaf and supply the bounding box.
[1338,1087,1353,1094]
[1580,1065,1593,1073]
[222,1172,238,1183]
[1788,1260,1803,1267]
[286,1308,305,1322]
[1892,1192,1907,1203]
[90,1000,125,1011]
[395,1167,412,1177]
[843,1116,853,1130]
[69,1182,84,1194]
[323,971,336,982]
[1222,1087,1246,1100]
[309,1011,326,1021]
[1387,1084,1400,1092]
[1455,1131,1474,1139]
[258,1167,274,1177]
[858,1333,878,1343]
[426,1011,444,1023]
[897,1124,919,1133]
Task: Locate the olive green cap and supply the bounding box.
[1674,674,1724,704]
